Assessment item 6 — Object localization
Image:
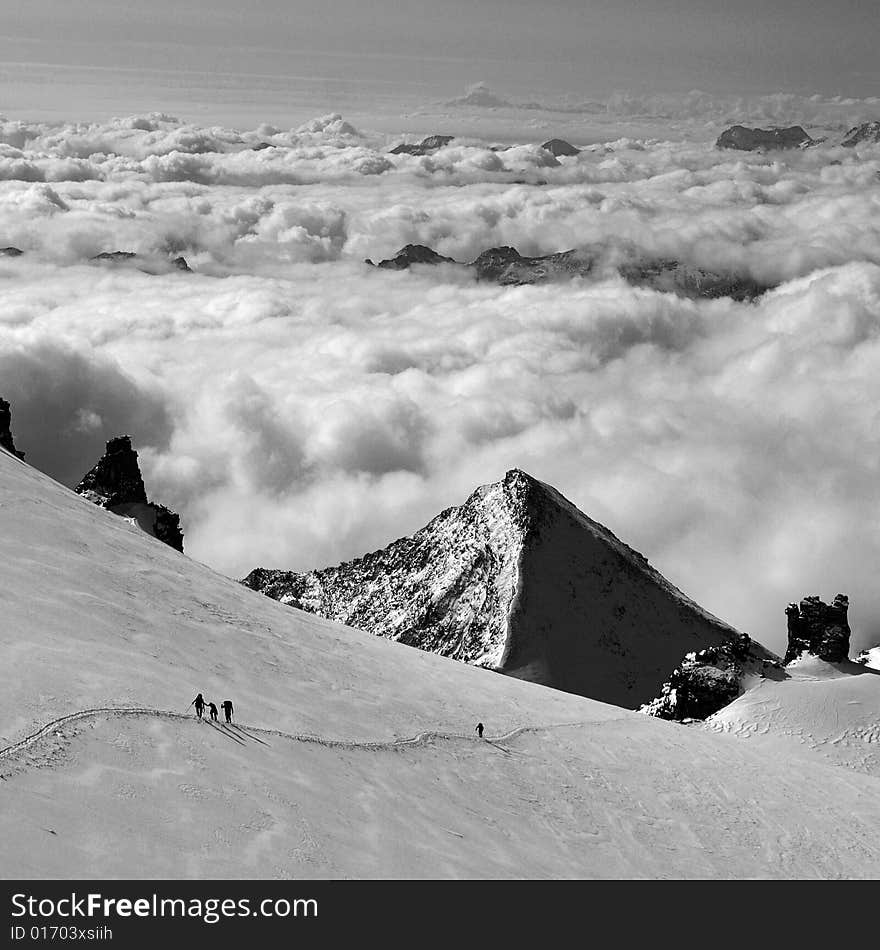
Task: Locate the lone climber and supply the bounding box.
[221,700,234,723]
[191,693,206,719]
[475,722,484,738]
[208,702,218,722]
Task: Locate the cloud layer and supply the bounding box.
[2,111,880,655]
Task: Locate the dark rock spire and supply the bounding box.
[0,398,25,460]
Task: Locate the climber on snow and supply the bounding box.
[221,699,234,723]
[475,722,484,738]
[208,702,218,722]
[191,693,206,719]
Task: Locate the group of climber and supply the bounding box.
[191,693,486,740]
[191,693,234,724]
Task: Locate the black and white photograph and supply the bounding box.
[1,0,880,900]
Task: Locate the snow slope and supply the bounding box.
[0,450,595,747]
[3,447,880,878]
[706,655,880,776]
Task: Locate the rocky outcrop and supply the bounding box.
[0,398,25,460]
[841,122,880,148]
[90,252,192,274]
[369,243,771,300]
[91,251,137,263]
[640,635,784,721]
[370,244,456,269]
[75,436,183,552]
[784,594,851,664]
[618,259,770,301]
[76,436,148,507]
[716,125,814,151]
[389,135,454,155]
[244,468,776,708]
[470,246,593,284]
[0,246,23,257]
[541,138,580,157]
[151,506,185,550]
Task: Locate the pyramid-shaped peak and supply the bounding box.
[245,469,772,709]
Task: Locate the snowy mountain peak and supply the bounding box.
[75,435,184,552]
[245,469,775,709]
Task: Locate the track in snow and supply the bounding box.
[0,706,612,763]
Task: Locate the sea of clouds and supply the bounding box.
[2,105,879,654]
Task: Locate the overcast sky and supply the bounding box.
[2,1,878,123]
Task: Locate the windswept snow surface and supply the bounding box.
[3,448,880,878]
[706,656,880,777]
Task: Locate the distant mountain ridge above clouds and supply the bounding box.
[244,469,778,710]
[368,243,771,300]
[842,121,880,147]
[716,125,815,151]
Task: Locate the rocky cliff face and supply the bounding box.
[841,122,880,148]
[368,243,770,300]
[244,469,776,708]
[716,125,814,151]
[0,398,25,460]
[784,594,851,664]
[75,436,183,552]
[640,635,784,721]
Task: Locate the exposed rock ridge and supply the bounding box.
[716,125,814,151]
[368,243,770,300]
[389,135,454,155]
[90,251,192,273]
[541,138,580,157]
[370,245,456,269]
[784,594,851,664]
[841,122,880,148]
[470,246,593,284]
[75,436,183,552]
